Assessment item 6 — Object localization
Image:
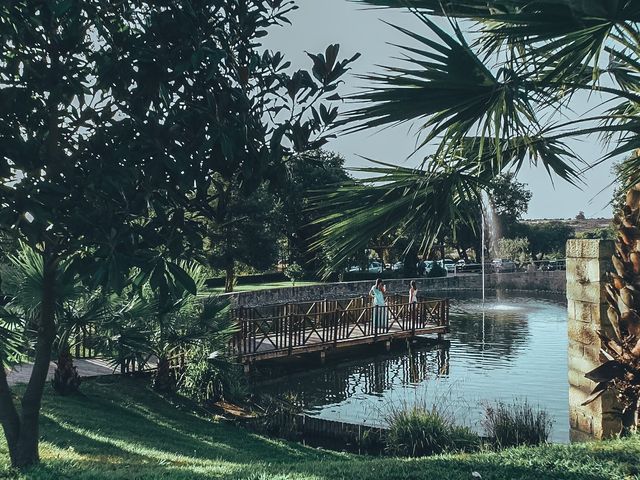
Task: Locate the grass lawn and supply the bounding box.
[1,377,638,480]
[206,281,322,294]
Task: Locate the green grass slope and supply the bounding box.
[0,377,638,480]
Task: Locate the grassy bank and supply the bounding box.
[206,281,322,294]
[1,377,638,479]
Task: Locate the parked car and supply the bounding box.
[368,261,383,273]
[423,260,434,274]
[492,258,516,273]
[458,262,483,273]
[392,261,404,271]
[437,259,456,273]
[544,259,566,271]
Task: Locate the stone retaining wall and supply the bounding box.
[221,270,565,307]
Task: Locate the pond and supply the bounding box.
[253,291,569,443]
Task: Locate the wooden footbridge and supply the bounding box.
[230,294,449,365]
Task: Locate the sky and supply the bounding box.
[264,0,618,220]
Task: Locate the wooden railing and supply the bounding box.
[231,295,449,357]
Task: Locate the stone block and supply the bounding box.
[568,354,600,377]
[566,239,615,259]
[566,278,604,303]
[568,368,596,392]
[570,406,594,434]
[570,428,596,443]
[567,258,613,284]
[568,321,598,345]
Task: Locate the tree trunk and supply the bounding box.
[52,345,81,396]
[153,356,174,393]
[0,362,21,465]
[224,262,235,293]
[12,256,57,468]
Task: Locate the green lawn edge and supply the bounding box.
[1,376,638,480]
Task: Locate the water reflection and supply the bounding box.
[256,292,569,443]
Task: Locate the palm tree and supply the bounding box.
[1,243,115,395]
[99,262,235,393]
[316,1,640,429]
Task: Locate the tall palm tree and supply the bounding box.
[316,1,640,429]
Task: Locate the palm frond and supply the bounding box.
[313,159,492,275]
[345,12,547,173]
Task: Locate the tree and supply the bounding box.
[279,150,351,274]
[99,263,234,393]
[442,173,532,261]
[525,222,575,260]
[0,3,175,467]
[489,173,533,237]
[316,1,640,426]
[0,0,356,467]
[495,237,530,266]
[206,182,282,292]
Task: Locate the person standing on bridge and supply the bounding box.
[409,280,418,304]
[409,280,418,328]
[370,278,387,329]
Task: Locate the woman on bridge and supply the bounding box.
[370,278,387,329]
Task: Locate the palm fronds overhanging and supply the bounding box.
[313,0,640,426]
[317,0,640,259]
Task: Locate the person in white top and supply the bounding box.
[408,280,418,326]
[409,280,418,304]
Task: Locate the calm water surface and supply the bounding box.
[257,292,569,443]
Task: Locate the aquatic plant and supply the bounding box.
[384,404,480,457]
[481,400,553,448]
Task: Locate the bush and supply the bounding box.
[482,400,553,448]
[284,263,304,286]
[179,347,247,405]
[385,406,480,457]
[426,263,447,278]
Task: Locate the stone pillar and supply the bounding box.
[566,239,622,440]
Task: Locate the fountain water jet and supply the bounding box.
[480,191,502,306]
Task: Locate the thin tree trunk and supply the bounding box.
[0,360,21,465]
[224,262,235,293]
[13,256,57,468]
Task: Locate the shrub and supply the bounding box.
[284,263,304,286]
[384,405,480,457]
[179,346,247,405]
[482,400,553,448]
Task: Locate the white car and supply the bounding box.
[368,262,383,273]
[392,261,404,271]
[439,259,456,273]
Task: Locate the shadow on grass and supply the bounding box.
[25,451,621,480]
[38,376,334,464]
[14,376,636,480]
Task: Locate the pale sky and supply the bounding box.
[264,0,617,220]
